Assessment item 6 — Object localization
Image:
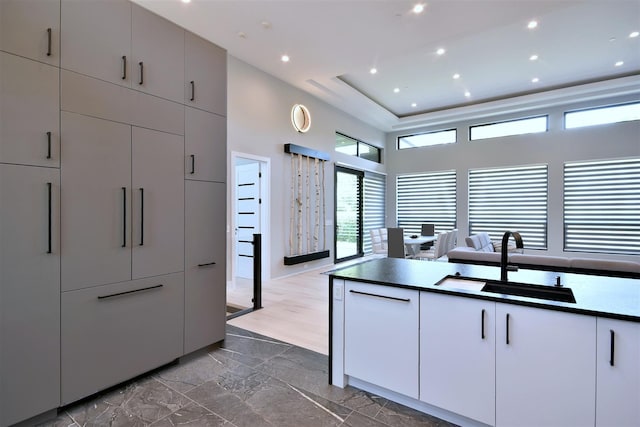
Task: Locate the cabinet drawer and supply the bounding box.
[61,273,184,405]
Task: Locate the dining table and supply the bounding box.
[404,234,437,258]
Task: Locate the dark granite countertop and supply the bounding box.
[329,258,640,322]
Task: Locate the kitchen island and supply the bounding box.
[329,258,640,427]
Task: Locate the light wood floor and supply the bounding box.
[227,255,384,355]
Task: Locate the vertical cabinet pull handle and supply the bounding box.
[122,56,127,80]
[481,309,486,340]
[610,329,615,367]
[190,80,195,101]
[506,313,510,345]
[190,154,195,174]
[46,132,52,159]
[139,188,144,246]
[47,182,52,254]
[138,62,144,85]
[122,187,127,247]
[46,28,52,56]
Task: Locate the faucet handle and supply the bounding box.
[555,276,562,287]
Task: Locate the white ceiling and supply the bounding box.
[133,0,640,132]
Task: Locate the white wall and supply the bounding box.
[386,94,640,261]
[227,57,386,279]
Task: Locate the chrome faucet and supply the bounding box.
[500,231,524,282]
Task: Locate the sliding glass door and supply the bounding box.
[335,166,363,262]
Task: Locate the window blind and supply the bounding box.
[564,158,640,255]
[469,164,548,249]
[363,172,386,253]
[396,170,457,236]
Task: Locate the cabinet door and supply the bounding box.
[596,318,640,427]
[132,4,184,103]
[185,31,226,116]
[61,112,132,291]
[0,0,59,66]
[61,272,184,405]
[61,0,131,87]
[184,180,226,353]
[496,303,596,427]
[0,164,60,426]
[131,127,184,280]
[344,281,419,399]
[1,52,59,167]
[185,107,226,182]
[420,293,495,425]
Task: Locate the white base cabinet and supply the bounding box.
[420,292,495,425]
[344,281,419,399]
[596,318,640,427]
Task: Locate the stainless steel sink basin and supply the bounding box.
[480,280,576,303]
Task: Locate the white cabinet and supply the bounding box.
[0,164,60,427]
[61,272,184,405]
[61,0,131,87]
[185,107,226,182]
[420,292,495,425]
[0,0,60,65]
[1,52,59,167]
[184,180,226,353]
[132,3,184,103]
[344,280,419,398]
[61,112,184,291]
[185,31,226,116]
[596,318,640,427]
[495,303,596,427]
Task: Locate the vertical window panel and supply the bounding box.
[363,172,386,253]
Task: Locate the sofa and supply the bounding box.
[447,233,640,279]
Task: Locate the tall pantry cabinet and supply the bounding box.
[0,1,227,425]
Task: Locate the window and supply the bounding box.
[335,132,381,163]
[564,158,640,255]
[397,129,457,149]
[565,102,640,129]
[469,165,548,249]
[363,172,386,253]
[470,116,548,141]
[396,170,457,236]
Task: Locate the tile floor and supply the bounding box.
[38,325,455,427]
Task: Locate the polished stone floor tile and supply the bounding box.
[150,403,230,426]
[154,352,242,394]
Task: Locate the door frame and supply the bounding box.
[230,151,271,283]
[334,165,364,263]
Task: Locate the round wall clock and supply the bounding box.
[291,104,311,133]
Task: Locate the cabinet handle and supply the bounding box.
[139,188,144,246]
[190,80,195,101]
[121,187,127,248]
[198,261,216,267]
[97,284,163,300]
[190,154,195,174]
[610,329,615,367]
[122,56,127,80]
[349,289,410,303]
[506,313,511,345]
[46,132,52,159]
[138,61,144,85]
[47,182,52,254]
[47,28,52,56]
[481,309,486,340]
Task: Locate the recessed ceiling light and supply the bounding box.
[394,88,400,93]
[436,48,446,55]
[370,68,377,75]
[532,77,539,83]
[527,20,538,29]
[181,0,191,3]
[411,102,417,108]
[529,54,539,61]
[464,91,471,98]
[630,31,639,38]
[453,73,460,79]
[615,61,624,67]
[237,32,247,39]
[413,4,425,14]
[281,55,290,63]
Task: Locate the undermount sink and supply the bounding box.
[435,275,576,303]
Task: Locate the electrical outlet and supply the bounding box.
[333,283,343,300]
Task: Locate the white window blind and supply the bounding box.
[396,170,457,236]
[564,158,640,255]
[469,165,548,249]
[363,172,386,253]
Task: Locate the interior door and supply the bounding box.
[335,166,363,262]
[235,162,261,279]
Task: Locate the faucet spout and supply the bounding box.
[500,231,523,282]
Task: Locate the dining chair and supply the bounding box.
[420,223,435,250]
[419,232,447,261]
[369,228,388,255]
[387,227,407,258]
